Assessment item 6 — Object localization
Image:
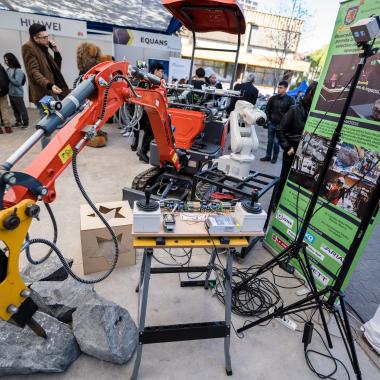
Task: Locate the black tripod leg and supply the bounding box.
[298,253,333,349]
[338,294,362,380]
[233,243,295,292]
[237,287,330,333]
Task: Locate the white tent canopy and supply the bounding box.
[0,0,178,33]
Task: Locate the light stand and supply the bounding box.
[233,41,379,380]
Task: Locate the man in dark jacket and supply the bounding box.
[227,72,258,113]
[261,81,294,163]
[22,23,69,147]
[0,63,12,134]
[274,81,318,206]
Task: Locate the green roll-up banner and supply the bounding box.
[264,0,380,291]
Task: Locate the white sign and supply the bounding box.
[275,211,294,229]
[320,244,344,265]
[113,28,181,52]
[169,57,191,82]
[0,10,87,39]
[311,265,330,286]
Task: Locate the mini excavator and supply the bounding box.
[0,60,181,333]
[0,0,269,334]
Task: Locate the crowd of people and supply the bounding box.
[0,22,317,207]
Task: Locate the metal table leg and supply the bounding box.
[224,249,233,376]
[131,248,153,380]
[135,249,146,293]
[204,247,218,289]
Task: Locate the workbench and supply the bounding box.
[131,215,264,379]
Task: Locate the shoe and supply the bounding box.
[123,131,132,137]
[271,156,278,164]
[137,150,149,163]
[131,145,138,152]
[13,122,22,127]
[0,127,3,134]
[120,128,127,134]
[5,126,12,133]
[260,156,271,162]
[21,125,29,129]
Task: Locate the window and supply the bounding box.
[246,65,284,87]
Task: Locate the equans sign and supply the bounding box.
[113,28,181,52]
[0,10,87,39]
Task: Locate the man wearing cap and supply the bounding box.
[22,23,69,147]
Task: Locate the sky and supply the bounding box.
[258,0,341,53]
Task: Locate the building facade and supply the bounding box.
[180,7,310,94]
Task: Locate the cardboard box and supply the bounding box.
[80,201,135,275]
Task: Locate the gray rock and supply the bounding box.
[22,254,74,284]
[0,311,81,376]
[30,277,98,322]
[73,299,137,364]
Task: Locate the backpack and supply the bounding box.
[0,64,9,96]
[13,68,26,86]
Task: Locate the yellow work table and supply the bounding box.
[131,214,264,379]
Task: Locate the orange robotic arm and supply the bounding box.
[0,61,177,325]
[1,61,179,208]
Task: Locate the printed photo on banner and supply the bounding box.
[289,133,329,190]
[289,132,380,220]
[316,53,380,122]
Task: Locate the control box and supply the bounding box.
[233,202,267,232]
[205,215,239,234]
[133,201,161,233]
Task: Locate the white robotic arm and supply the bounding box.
[230,100,265,158]
[217,100,266,179]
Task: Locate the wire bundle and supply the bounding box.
[213,263,283,319]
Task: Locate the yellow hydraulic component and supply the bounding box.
[0,200,35,321]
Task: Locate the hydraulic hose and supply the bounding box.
[25,74,141,283]
[24,203,58,265]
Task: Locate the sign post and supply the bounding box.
[264,0,380,293]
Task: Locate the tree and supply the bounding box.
[307,45,328,81]
[268,0,309,91]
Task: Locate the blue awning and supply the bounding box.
[0,0,181,34]
[287,80,309,96]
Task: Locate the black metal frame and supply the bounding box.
[233,42,380,380]
[191,167,279,259]
[179,5,242,89]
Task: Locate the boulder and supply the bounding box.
[30,277,98,322]
[72,299,137,364]
[22,254,74,284]
[0,312,80,376]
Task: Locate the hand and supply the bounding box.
[49,40,58,52]
[52,85,62,94]
[287,147,295,156]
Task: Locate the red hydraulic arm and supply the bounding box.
[2,61,179,207]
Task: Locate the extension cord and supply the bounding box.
[296,287,310,296]
[270,307,298,331]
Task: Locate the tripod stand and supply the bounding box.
[233,41,379,380]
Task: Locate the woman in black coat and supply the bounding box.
[274,81,318,207]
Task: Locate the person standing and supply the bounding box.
[208,72,223,89]
[261,81,294,164]
[227,72,259,114]
[274,81,318,207]
[4,53,29,129]
[191,67,207,90]
[22,23,69,147]
[136,62,165,163]
[0,63,12,134]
